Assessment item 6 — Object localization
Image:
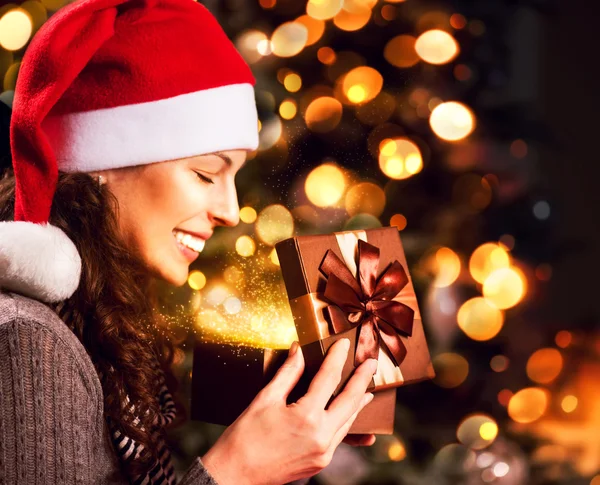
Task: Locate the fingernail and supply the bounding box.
[289,341,299,356]
[342,338,351,351]
[366,392,374,403]
[369,359,378,373]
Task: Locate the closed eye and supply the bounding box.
[194,171,214,184]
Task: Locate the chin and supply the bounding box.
[150,261,190,287]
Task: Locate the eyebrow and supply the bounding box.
[214,152,247,170]
[214,152,232,167]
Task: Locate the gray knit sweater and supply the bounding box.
[0,290,219,485]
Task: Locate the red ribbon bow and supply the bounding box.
[319,239,414,369]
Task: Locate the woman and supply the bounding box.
[0,0,378,484]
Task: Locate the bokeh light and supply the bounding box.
[306,0,343,20]
[258,117,283,151]
[270,21,308,57]
[342,66,383,104]
[279,98,297,119]
[0,9,33,51]
[433,247,461,287]
[469,243,511,284]
[555,330,572,348]
[187,270,207,290]
[457,297,504,341]
[304,96,343,132]
[344,213,382,230]
[508,388,548,423]
[430,101,475,141]
[20,1,48,33]
[236,30,270,63]
[223,265,244,285]
[305,163,347,207]
[294,15,325,46]
[269,248,280,266]
[378,137,423,180]
[390,213,407,230]
[526,348,563,384]
[388,439,407,461]
[483,266,527,310]
[317,46,336,64]
[384,35,419,68]
[344,182,386,217]
[255,204,295,246]
[561,395,578,413]
[333,2,372,32]
[432,352,469,388]
[415,29,459,64]
[235,235,256,257]
[283,72,302,92]
[490,355,509,372]
[457,414,499,450]
[239,206,257,224]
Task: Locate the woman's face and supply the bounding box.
[97,149,247,286]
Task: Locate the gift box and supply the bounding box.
[190,226,430,435]
[191,335,397,434]
[274,226,435,393]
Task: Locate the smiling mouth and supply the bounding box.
[172,229,206,253]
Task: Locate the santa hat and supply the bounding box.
[0,0,259,303]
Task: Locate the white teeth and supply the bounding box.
[173,230,206,253]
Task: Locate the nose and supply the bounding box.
[208,177,240,227]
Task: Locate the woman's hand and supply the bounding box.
[201,338,378,485]
[342,434,376,447]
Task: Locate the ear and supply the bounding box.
[0,221,82,303]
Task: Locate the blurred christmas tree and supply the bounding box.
[1,0,598,484]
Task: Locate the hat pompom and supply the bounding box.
[0,221,81,302]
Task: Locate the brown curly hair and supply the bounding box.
[0,167,187,481]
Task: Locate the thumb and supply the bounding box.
[262,341,305,403]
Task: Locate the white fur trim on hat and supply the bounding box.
[42,83,259,172]
[0,221,82,303]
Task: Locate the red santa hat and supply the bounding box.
[0,0,259,303]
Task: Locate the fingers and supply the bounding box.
[342,434,376,447]
[296,338,351,410]
[259,340,305,403]
[325,357,378,430]
[330,392,374,448]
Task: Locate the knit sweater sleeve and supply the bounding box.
[0,295,222,485]
[0,315,108,484]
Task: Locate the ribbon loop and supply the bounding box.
[319,238,414,369]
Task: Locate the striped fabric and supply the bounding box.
[105,357,178,485]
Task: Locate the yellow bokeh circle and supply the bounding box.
[187,270,207,290]
[469,242,511,284]
[483,266,527,310]
[433,247,461,288]
[457,297,504,341]
[342,66,383,104]
[378,138,423,180]
[255,204,295,246]
[432,352,469,388]
[508,387,548,423]
[305,163,347,207]
[457,414,498,450]
[344,182,386,217]
[239,206,257,224]
[235,235,256,257]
